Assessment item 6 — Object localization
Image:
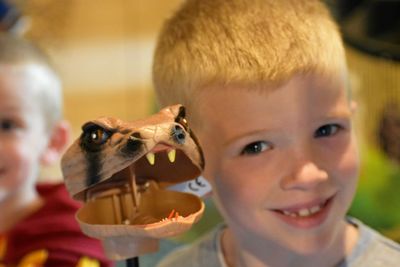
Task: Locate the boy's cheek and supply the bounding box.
[342,138,360,177]
[341,157,360,184]
[210,167,254,205]
[321,134,360,179]
[196,135,223,179]
[335,154,359,211]
[210,173,263,228]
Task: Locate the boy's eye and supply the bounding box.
[0,119,17,131]
[241,141,270,155]
[314,124,341,138]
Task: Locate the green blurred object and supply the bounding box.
[349,145,400,240]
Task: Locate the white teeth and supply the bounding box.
[281,203,323,218]
[310,205,322,214]
[167,149,176,163]
[146,153,155,165]
[282,210,297,217]
[298,208,311,217]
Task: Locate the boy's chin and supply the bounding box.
[283,233,335,256]
[289,243,326,256]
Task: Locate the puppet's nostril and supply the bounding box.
[127,134,142,151]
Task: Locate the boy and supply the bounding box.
[0,33,112,266]
[152,0,400,266]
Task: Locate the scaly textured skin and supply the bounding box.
[61,105,205,260]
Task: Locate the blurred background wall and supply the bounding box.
[3,0,183,180]
[17,0,184,136]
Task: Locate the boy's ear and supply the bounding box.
[40,120,71,166]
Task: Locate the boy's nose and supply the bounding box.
[280,158,329,191]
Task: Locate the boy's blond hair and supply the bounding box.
[0,33,62,131]
[153,0,346,109]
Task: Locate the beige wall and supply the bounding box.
[23,0,182,133]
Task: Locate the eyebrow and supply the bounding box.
[321,109,352,120]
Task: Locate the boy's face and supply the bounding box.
[195,73,359,254]
[0,65,49,203]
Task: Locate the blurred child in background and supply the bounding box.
[0,33,113,266]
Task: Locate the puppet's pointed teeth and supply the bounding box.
[146,152,155,165]
[167,149,176,163]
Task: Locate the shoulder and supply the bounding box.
[157,225,225,267]
[27,183,82,232]
[37,182,81,211]
[11,183,80,235]
[362,229,400,266]
[346,217,400,267]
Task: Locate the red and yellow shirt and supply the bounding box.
[0,183,113,267]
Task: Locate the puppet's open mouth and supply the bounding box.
[134,143,202,186]
[88,143,201,191]
[79,143,203,227]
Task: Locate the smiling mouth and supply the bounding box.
[273,196,334,218]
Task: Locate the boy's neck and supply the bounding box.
[0,188,43,233]
[221,220,359,267]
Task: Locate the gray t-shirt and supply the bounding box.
[157,218,400,267]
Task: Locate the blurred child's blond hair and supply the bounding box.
[153,0,346,109]
[0,33,62,131]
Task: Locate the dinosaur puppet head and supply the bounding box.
[61,105,205,260]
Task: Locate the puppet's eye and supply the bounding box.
[89,128,108,144]
[81,124,111,151]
